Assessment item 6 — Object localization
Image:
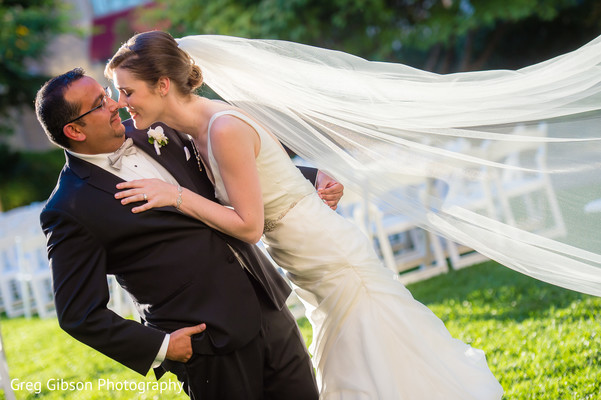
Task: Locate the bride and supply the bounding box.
[108,30,504,399]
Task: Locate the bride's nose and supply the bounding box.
[116,92,129,108]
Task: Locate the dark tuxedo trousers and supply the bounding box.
[40,120,316,397]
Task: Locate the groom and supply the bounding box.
[35,68,341,399]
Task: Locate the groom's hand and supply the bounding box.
[166,323,206,362]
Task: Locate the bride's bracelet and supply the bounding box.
[175,184,183,211]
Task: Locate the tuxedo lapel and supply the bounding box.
[66,151,123,196]
[125,120,212,196]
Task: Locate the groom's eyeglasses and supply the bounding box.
[65,86,113,125]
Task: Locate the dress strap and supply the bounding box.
[208,110,262,138]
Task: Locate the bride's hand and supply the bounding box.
[115,179,179,213]
[316,171,344,210]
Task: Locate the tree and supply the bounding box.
[0,0,74,210]
[142,0,600,73]
[0,0,73,136]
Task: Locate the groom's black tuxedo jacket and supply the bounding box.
[41,120,315,375]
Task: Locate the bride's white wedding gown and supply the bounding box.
[206,110,504,399]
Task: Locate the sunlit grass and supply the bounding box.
[407,261,601,400]
[2,317,186,399]
[2,261,600,399]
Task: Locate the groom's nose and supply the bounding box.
[108,93,127,110]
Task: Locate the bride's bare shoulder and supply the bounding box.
[206,100,285,153]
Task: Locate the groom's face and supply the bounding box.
[63,76,128,154]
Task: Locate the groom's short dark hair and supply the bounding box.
[35,67,86,149]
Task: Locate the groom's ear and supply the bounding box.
[63,123,86,142]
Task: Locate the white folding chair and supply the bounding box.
[353,200,449,284]
[15,234,55,318]
[0,237,25,318]
[107,275,139,321]
[440,124,567,270]
[486,123,566,239]
[340,175,449,285]
[1,203,45,240]
[0,202,49,318]
[438,140,493,270]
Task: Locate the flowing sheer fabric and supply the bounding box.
[178,35,601,296]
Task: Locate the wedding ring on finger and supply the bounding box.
[143,193,148,202]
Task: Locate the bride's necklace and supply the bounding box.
[187,134,203,172]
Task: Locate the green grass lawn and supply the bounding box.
[2,261,600,399]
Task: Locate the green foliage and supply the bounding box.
[2,262,600,399]
[141,0,600,72]
[0,0,74,136]
[0,145,64,210]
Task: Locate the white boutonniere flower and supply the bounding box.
[147,126,168,155]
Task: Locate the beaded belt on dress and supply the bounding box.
[263,193,312,233]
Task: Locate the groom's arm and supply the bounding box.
[297,166,318,184]
[42,207,166,375]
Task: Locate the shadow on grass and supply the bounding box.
[406,260,599,323]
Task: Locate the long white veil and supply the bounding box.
[178,35,601,296]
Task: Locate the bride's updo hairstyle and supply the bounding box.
[105,30,203,96]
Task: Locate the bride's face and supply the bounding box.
[112,67,163,130]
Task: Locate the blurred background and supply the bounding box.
[1,1,601,399]
[1,0,601,211]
